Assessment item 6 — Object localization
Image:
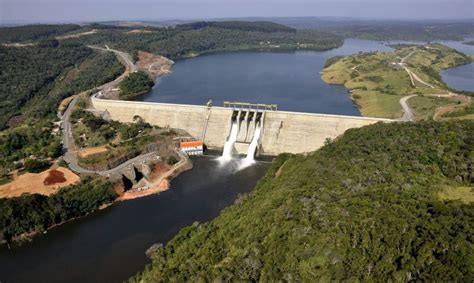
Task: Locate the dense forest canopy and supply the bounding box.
[61,23,343,60]
[269,18,474,41]
[119,71,155,99]
[0,44,92,129]
[0,44,124,130]
[132,121,474,282]
[0,177,116,243]
[176,21,297,33]
[0,24,81,43]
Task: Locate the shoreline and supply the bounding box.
[2,151,193,247]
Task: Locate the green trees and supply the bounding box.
[119,71,154,99]
[131,121,474,282]
[0,24,81,43]
[0,44,92,129]
[0,177,116,243]
[177,21,297,33]
[24,159,49,173]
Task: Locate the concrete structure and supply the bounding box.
[91,95,392,155]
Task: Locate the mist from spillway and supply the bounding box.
[219,120,239,161]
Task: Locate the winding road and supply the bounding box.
[61,45,159,176]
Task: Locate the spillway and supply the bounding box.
[220,120,239,161]
[239,122,261,169]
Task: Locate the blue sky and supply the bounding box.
[1,0,473,23]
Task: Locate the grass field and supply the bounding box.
[438,186,474,204]
[408,96,458,121]
[321,44,473,119]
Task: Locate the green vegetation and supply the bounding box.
[321,44,472,118]
[177,21,296,33]
[0,44,92,129]
[0,177,116,243]
[62,23,343,60]
[408,96,459,121]
[0,44,124,183]
[23,159,50,173]
[69,108,176,170]
[119,71,154,99]
[0,24,81,43]
[276,18,474,41]
[443,103,474,118]
[0,44,125,130]
[132,121,474,282]
[0,121,62,183]
[48,51,125,99]
[438,186,474,204]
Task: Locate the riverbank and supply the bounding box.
[118,151,193,201]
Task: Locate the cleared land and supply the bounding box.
[321,44,473,119]
[438,186,474,204]
[0,166,80,198]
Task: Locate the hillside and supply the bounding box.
[321,44,473,119]
[132,121,474,282]
[62,22,343,60]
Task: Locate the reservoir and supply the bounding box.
[136,39,394,115]
[439,41,474,92]
[441,63,474,92]
[3,38,471,282]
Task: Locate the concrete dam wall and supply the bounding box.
[91,96,392,155]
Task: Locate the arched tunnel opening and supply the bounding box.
[232,110,239,121]
[255,112,262,122]
[247,111,254,121]
[134,166,144,183]
[239,111,247,121]
[122,174,133,191]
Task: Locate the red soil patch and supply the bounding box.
[43,169,67,185]
[149,163,170,179]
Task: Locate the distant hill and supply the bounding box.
[176,21,297,33]
[0,24,81,43]
[131,121,474,282]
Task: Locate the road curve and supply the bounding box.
[61,46,158,176]
[398,95,418,122]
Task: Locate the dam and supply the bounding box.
[91,95,392,156]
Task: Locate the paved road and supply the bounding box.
[61,46,159,176]
[398,95,418,122]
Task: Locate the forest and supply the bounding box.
[0,177,116,243]
[176,21,297,33]
[62,24,343,60]
[119,71,155,99]
[131,121,474,282]
[0,24,81,43]
[0,43,92,129]
[272,18,474,41]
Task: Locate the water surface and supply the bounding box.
[0,158,270,283]
[137,39,394,116]
[3,38,458,283]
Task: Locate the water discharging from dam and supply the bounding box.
[240,122,262,169]
[220,120,239,161]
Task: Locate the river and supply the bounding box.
[0,158,270,282]
[1,38,472,283]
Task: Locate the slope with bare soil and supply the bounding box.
[0,167,80,198]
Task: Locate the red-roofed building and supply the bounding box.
[179,141,204,156]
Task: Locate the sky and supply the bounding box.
[1,0,473,24]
